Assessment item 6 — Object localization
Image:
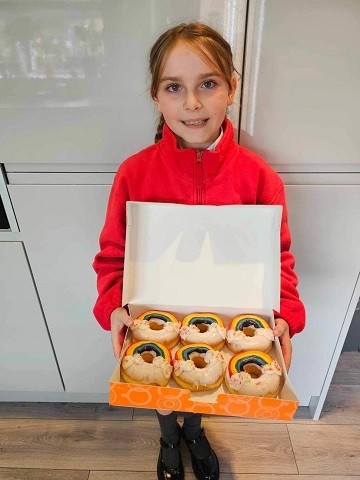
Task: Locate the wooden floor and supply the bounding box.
[0,351,359,480]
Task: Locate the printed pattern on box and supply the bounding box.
[109,373,298,420]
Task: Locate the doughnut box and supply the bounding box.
[109,202,299,421]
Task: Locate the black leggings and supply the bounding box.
[156,410,202,443]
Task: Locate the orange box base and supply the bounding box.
[110,363,298,421]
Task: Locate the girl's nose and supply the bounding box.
[184,91,202,111]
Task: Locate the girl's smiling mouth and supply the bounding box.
[182,119,208,126]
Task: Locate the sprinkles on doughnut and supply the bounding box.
[225,350,282,397]
[226,314,274,353]
[131,310,180,349]
[121,341,173,387]
[179,313,226,350]
[173,343,225,391]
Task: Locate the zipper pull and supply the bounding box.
[196,150,204,163]
[195,150,204,204]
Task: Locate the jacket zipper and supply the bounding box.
[195,150,204,204]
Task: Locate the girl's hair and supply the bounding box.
[149,22,237,143]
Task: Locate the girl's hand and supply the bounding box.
[273,318,292,372]
[110,307,134,360]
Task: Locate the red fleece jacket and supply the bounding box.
[93,119,305,337]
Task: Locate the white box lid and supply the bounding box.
[123,202,282,311]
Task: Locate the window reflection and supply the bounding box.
[0,0,239,129]
[0,1,107,106]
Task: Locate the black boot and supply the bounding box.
[157,436,184,480]
[182,427,219,480]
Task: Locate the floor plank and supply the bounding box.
[331,351,360,385]
[335,350,360,371]
[89,473,155,480]
[0,469,89,480]
[2,466,351,480]
[319,385,360,424]
[331,369,360,386]
[0,402,132,421]
[0,419,156,471]
[89,473,360,480]
[288,424,360,475]
[0,419,297,475]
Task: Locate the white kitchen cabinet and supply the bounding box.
[284,184,360,417]
[8,184,114,398]
[240,0,360,172]
[0,242,63,393]
[1,0,246,167]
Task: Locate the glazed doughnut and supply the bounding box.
[225,350,282,397]
[179,313,226,350]
[131,310,180,349]
[121,341,173,387]
[173,343,225,391]
[226,314,274,353]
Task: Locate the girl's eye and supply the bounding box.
[202,80,215,89]
[166,84,181,92]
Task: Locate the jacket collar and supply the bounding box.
[159,118,235,180]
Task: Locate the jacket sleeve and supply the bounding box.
[92,167,129,330]
[271,186,306,337]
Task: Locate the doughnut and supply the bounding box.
[179,313,226,350]
[121,341,173,387]
[226,314,274,353]
[173,343,225,391]
[130,310,180,349]
[225,350,282,397]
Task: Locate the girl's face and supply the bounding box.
[154,42,237,150]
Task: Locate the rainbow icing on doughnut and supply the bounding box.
[226,314,274,353]
[121,341,173,387]
[179,313,226,350]
[225,350,282,397]
[131,310,180,349]
[173,343,225,391]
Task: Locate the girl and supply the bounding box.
[93,22,305,480]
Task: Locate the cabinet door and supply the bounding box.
[0,242,63,392]
[1,0,246,167]
[240,0,360,171]
[285,185,360,408]
[9,185,114,394]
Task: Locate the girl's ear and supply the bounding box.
[227,76,238,106]
[153,96,162,113]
